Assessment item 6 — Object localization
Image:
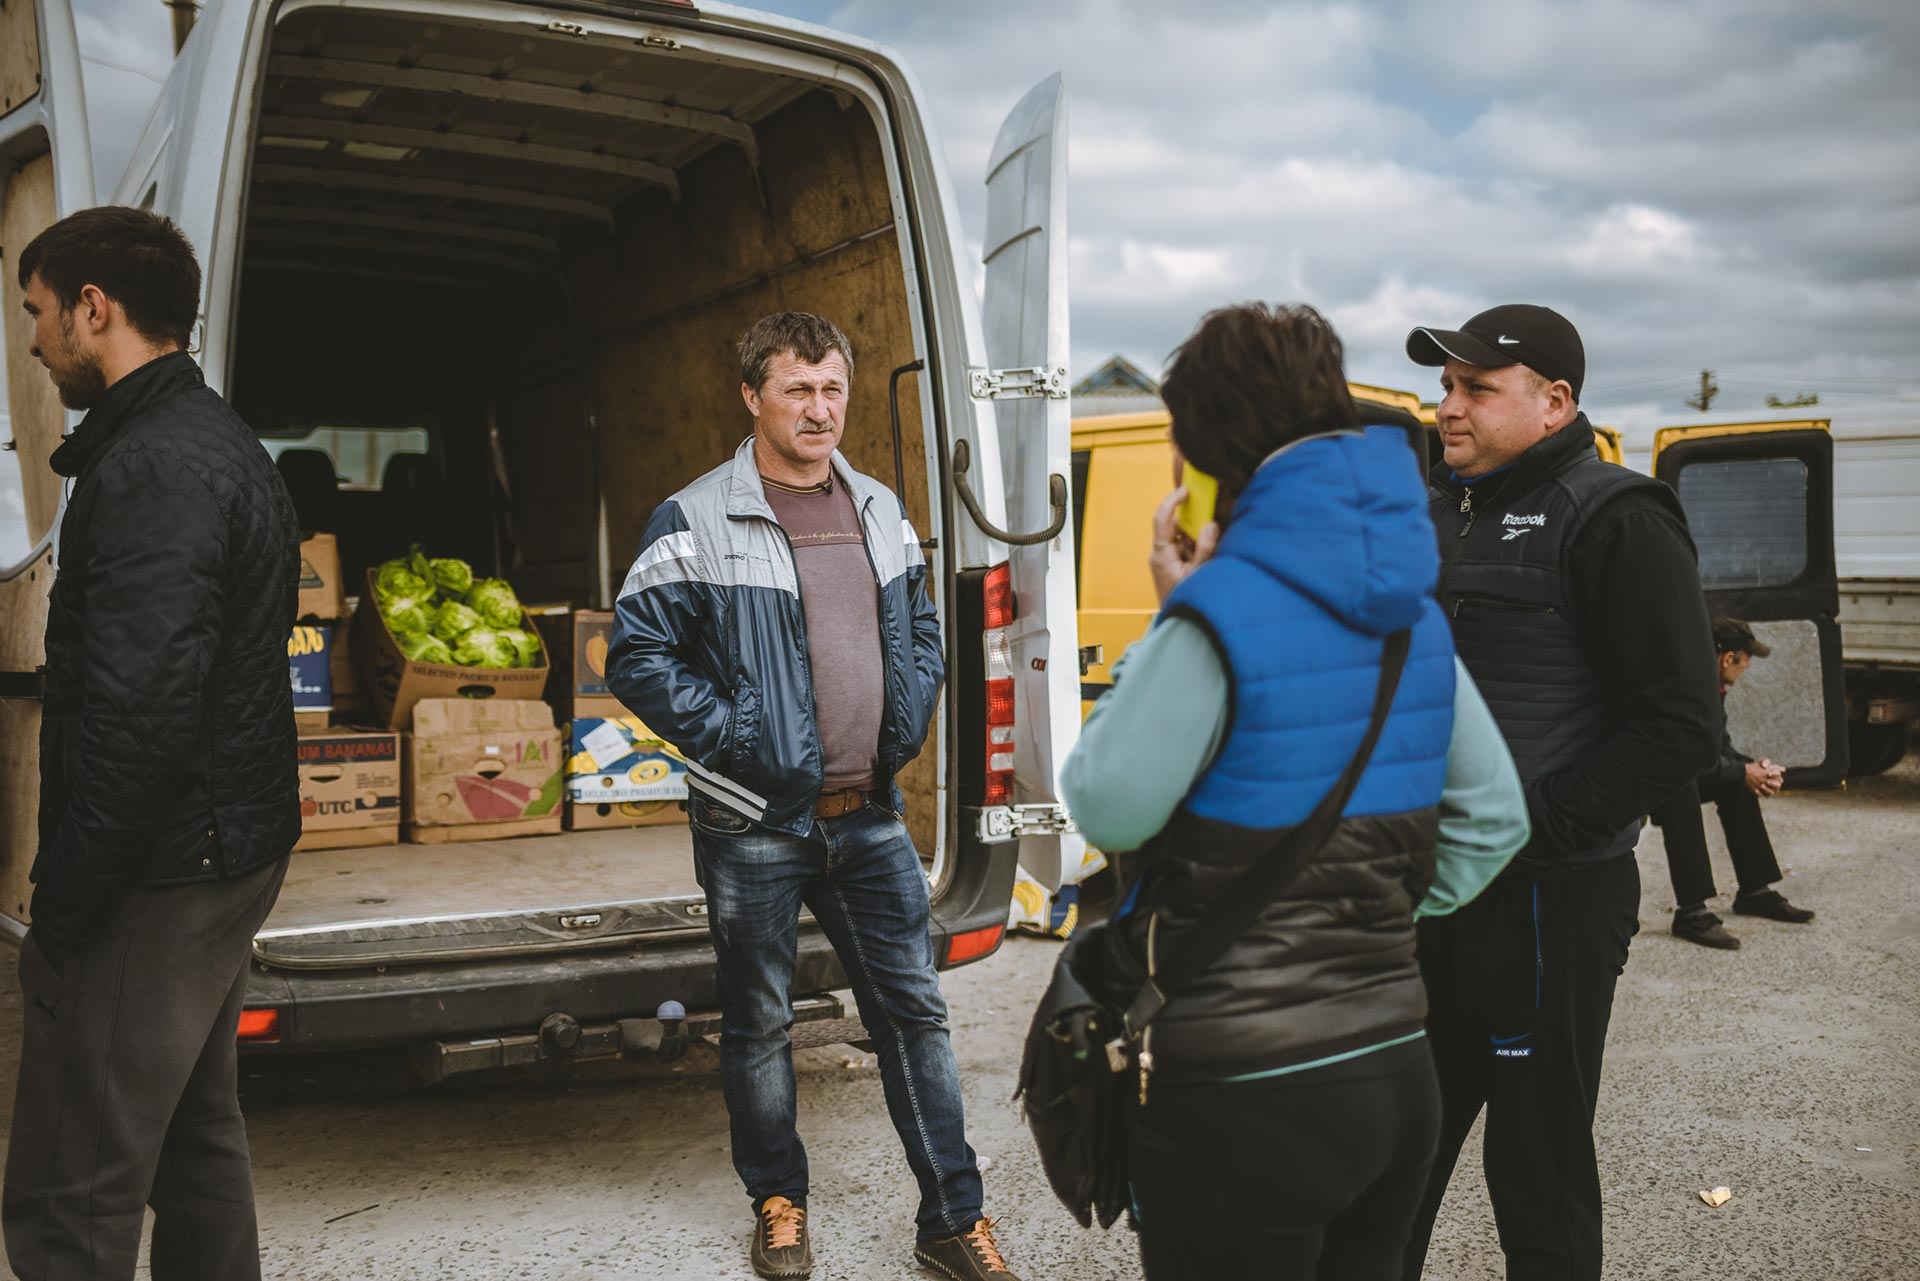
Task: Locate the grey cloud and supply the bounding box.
[65,0,1920,418]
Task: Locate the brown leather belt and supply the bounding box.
[813,788,870,819]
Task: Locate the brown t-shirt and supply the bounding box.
[761,475,884,792]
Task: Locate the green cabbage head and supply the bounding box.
[453,627,516,668]
[407,545,434,586]
[382,599,432,638]
[466,578,523,628]
[431,600,482,641]
[500,628,543,667]
[373,558,430,608]
[397,632,454,665]
[429,557,474,597]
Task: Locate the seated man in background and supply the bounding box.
[1650,617,1817,950]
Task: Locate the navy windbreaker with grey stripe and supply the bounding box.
[607,437,944,834]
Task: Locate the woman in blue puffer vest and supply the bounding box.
[1059,303,1529,1280]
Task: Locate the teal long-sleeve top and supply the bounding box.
[1061,616,1529,920]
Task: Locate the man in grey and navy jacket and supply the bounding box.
[606,313,1021,1281]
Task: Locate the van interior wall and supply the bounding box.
[231,272,504,583]
[501,88,939,854]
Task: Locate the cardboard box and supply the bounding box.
[355,570,551,730]
[567,797,685,831]
[328,614,367,724]
[406,699,564,841]
[533,608,615,717]
[566,696,690,811]
[293,730,402,851]
[297,533,347,621]
[289,623,333,728]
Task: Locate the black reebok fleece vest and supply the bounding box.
[1429,418,1679,864]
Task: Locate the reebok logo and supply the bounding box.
[1501,512,1546,541]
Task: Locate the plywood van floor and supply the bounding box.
[266,826,700,931]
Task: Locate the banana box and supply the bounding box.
[289,623,334,733]
[566,697,688,825]
[1009,864,1080,939]
[293,730,401,852]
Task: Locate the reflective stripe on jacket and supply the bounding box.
[606,437,943,834]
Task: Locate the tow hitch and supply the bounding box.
[411,994,852,1084]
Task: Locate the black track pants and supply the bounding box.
[1403,855,1640,1281]
[1650,777,1782,907]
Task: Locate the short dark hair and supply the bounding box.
[1162,302,1359,512]
[738,312,854,391]
[17,206,201,349]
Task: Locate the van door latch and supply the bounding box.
[969,366,1069,400]
[977,803,1078,844]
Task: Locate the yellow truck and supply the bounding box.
[1071,400,1848,788]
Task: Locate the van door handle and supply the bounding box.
[950,439,1068,547]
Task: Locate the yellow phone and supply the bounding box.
[1176,464,1219,542]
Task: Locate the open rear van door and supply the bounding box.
[978,74,1085,888]
[0,0,96,931]
[1654,419,1849,785]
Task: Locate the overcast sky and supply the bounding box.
[65,0,1920,438]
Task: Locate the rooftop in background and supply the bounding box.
[1072,355,1163,417]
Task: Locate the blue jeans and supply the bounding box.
[688,791,983,1241]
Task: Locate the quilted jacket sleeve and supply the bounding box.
[34,448,227,944]
[606,500,734,765]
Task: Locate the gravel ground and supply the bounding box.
[1,754,1915,1279]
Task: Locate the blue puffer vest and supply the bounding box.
[1111,425,1457,1082]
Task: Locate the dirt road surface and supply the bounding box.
[1,758,1915,1279]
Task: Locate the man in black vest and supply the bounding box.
[1399,305,1720,1281]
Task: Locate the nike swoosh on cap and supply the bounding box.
[1496,335,1520,345]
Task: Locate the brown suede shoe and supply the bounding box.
[751,1196,811,1279]
[914,1217,1020,1279]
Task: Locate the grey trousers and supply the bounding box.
[3,856,287,1281]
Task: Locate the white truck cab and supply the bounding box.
[0,0,1082,1070]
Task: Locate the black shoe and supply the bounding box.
[1673,907,1740,950]
[915,1218,1020,1279]
[1733,889,1815,923]
[751,1197,812,1279]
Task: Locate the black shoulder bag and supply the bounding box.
[1015,629,1411,1229]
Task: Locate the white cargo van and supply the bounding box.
[0,0,1084,1072]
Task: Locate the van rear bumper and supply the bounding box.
[242,831,1018,1055]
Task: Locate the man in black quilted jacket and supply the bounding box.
[3,207,300,1281]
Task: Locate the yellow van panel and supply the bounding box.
[1652,418,1831,469]
[1071,380,1430,709]
[1592,425,1624,465]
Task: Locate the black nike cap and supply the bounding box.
[1406,303,1585,400]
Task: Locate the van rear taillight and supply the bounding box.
[946,923,1005,965]
[237,1009,281,1043]
[982,563,1016,806]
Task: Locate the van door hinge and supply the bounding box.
[969,366,1069,401]
[976,803,1078,844]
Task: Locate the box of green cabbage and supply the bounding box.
[354,550,551,730]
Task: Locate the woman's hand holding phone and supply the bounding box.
[1151,485,1220,604]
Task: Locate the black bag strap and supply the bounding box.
[1123,628,1412,1039]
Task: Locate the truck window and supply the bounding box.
[1674,456,1810,590]
[261,426,430,490]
